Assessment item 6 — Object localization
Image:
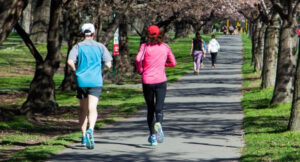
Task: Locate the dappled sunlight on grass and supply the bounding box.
[241,34,299,161]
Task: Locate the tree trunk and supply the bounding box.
[60,0,81,91]
[174,20,191,39]
[100,0,134,46]
[95,0,104,42]
[30,0,50,43]
[100,13,121,46]
[251,20,261,68]
[110,15,134,83]
[254,23,267,72]
[22,0,63,115]
[21,0,31,33]
[251,21,260,66]
[271,18,297,104]
[288,37,300,130]
[261,13,281,89]
[0,0,28,43]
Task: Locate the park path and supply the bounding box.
[48,35,244,162]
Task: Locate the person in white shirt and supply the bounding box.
[207,34,220,68]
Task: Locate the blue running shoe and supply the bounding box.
[154,122,164,143]
[81,135,87,146]
[85,128,95,149]
[148,135,157,146]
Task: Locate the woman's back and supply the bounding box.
[193,38,203,51]
[136,43,176,84]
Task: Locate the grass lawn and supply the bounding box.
[241,34,300,161]
[0,32,217,161]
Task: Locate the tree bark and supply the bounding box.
[95,0,104,42]
[288,37,300,130]
[115,15,134,82]
[60,0,81,91]
[100,15,122,46]
[20,0,31,33]
[0,0,28,43]
[254,23,267,72]
[174,20,191,39]
[30,0,51,43]
[261,13,281,89]
[271,18,297,104]
[21,0,63,115]
[251,20,260,66]
[251,20,261,68]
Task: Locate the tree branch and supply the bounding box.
[270,0,286,19]
[14,23,44,64]
[130,24,142,36]
[260,0,270,15]
[101,0,134,46]
[292,0,300,18]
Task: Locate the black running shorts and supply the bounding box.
[76,87,102,99]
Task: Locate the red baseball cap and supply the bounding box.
[148,25,160,37]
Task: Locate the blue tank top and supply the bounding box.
[76,45,103,87]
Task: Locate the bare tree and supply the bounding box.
[16,0,63,115]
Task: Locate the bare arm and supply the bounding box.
[67,59,76,72]
[105,61,112,68]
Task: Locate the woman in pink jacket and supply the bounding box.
[136,25,177,146]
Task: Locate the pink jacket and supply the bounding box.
[136,43,177,84]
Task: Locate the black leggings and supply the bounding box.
[211,52,218,65]
[143,81,167,135]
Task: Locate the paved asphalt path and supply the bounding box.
[48,34,244,162]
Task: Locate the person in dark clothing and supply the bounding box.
[190,32,206,75]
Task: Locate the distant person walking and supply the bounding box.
[200,38,207,68]
[229,25,234,35]
[136,25,177,146]
[208,34,220,68]
[222,25,227,35]
[67,23,113,149]
[190,32,206,75]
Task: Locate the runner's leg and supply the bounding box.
[88,95,99,130]
[79,98,88,136]
[155,82,167,123]
[143,84,155,135]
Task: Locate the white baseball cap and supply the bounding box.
[81,23,95,36]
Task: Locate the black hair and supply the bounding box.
[195,32,202,41]
[83,30,93,36]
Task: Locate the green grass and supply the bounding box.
[0,75,64,90]
[0,86,144,161]
[7,132,81,162]
[240,34,300,161]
